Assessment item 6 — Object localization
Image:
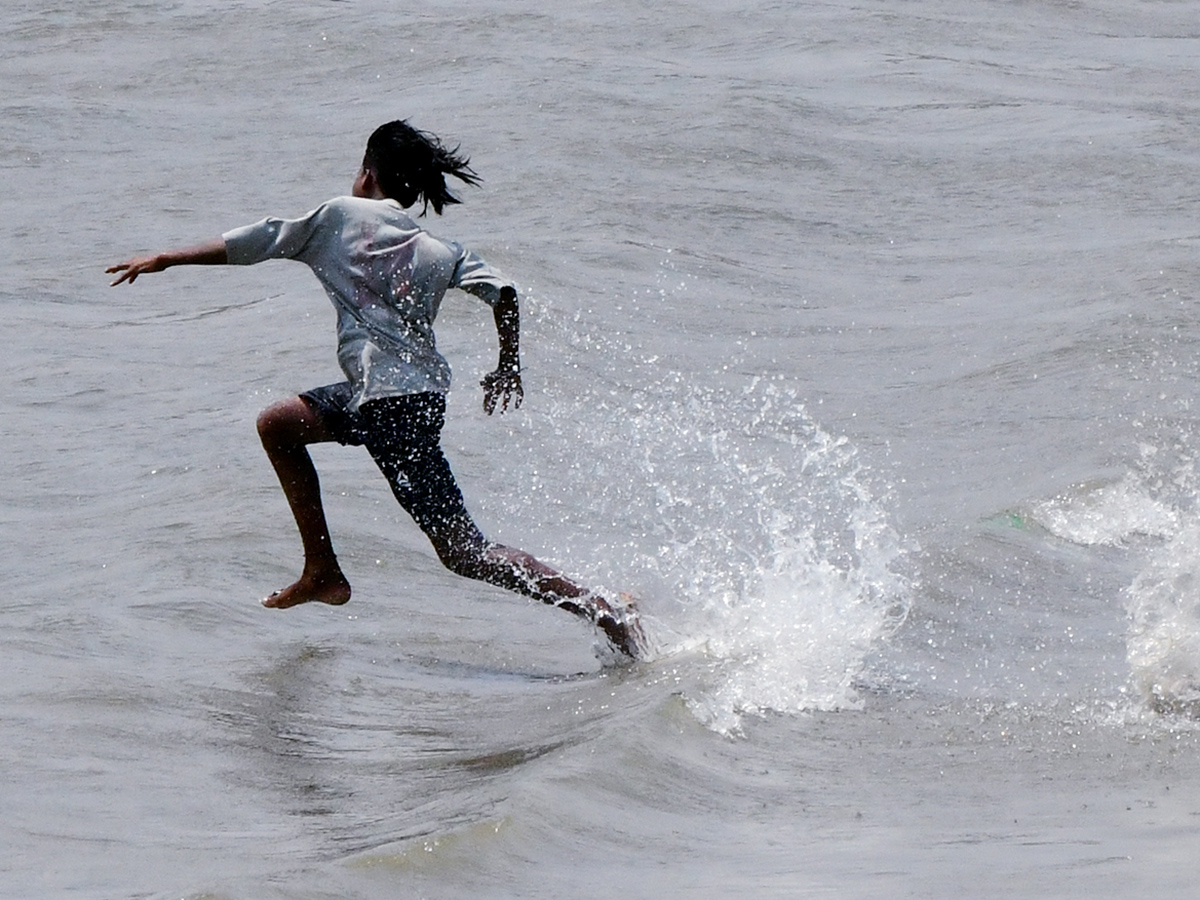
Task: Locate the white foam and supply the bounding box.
[1033,475,1179,547]
[1127,521,1200,715]
[1033,444,1200,716]
[577,378,912,734]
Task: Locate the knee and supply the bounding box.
[431,529,504,582]
[255,404,286,449]
[256,397,311,451]
[435,541,485,579]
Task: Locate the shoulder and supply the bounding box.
[327,195,419,226]
[308,195,358,223]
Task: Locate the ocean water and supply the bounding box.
[5,0,1200,896]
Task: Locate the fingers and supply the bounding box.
[107,263,137,286]
[106,261,142,286]
[496,389,523,414]
[481,372,523,415]
[482,388,513,415]
[106,255,160,286]
[480,384,523,415]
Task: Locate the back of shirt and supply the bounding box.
[223,195,512,408]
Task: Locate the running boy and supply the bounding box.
[108,119,645,659]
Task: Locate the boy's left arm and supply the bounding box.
[107,238,228,285]
[481,285,523,415]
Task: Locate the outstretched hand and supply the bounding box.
[106,255,166,286]
[106,239,228,285]
[481,369,523,415]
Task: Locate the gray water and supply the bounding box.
[6,0,1200,896]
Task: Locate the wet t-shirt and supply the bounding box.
[223,196,510,408]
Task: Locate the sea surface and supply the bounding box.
[5,0,1200,897]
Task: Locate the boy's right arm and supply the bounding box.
[481,286,523,415]
[107,238,228,286]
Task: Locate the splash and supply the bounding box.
[1029,440,1200,716]
[687,523,909,735]
[634,380,911,734]
[1127,521,1200,716]
[1031,470,1179,547]
[500,337,911,734]
[1119,440,1200,715]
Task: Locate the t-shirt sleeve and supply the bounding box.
[222,202,331,266]
[450,246,513,306]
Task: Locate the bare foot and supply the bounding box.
[594,592,648,660]
[263,563,351,609]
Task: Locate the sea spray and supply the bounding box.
[656,387,912,734]
[1122,437,1200,716]
[688,524,909,735]
[1026,439,1200,716]
[1033,472,1180,548]
[1126,523,1200,716]
[495,333,912,732]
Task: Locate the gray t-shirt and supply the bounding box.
[223,195,511,408]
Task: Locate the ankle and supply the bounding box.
[302,552,342,576]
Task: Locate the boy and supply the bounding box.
[107,120,645,659]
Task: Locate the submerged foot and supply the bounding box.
[594,592,649,660]
[263,564,351,609]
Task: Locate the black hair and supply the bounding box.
[363,119,480,215]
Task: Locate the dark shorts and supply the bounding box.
[300,383,486,550]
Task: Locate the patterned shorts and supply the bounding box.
[300,383,486,549]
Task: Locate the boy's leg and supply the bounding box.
[433,532,646,658]
[359,395,645,656]
[256,396,352,608]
